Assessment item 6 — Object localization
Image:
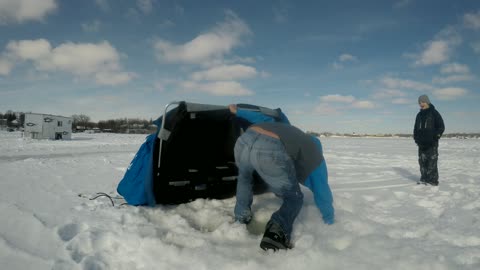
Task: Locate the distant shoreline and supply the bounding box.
[2,128,480,140]
[308,132,480,139]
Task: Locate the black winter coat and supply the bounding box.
[413,104,445,148]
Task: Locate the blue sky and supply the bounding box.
[0,0,479,134]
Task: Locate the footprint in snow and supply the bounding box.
[57,222,89,242]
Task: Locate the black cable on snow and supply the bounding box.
[89,192,115,206]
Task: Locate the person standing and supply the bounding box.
[234,122,334,251]
[413,95,445,186]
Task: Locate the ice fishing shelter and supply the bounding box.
[23,113,73,140]
[117,101,290,206]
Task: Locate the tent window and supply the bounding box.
[58,121,63,127]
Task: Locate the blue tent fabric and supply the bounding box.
[117,119,161,206]
[116,132,157,206]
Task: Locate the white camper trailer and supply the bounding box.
[24,113,73,140]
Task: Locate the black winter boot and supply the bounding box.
[260,221,292,251]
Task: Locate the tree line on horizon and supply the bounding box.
[0,110,157,134]
[306,131,480,139]
[71,114,157,134]
[1,110,479,138]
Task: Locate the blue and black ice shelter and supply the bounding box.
[117,101,289,206]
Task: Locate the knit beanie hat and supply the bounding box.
[418,95,431,104]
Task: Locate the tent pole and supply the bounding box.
[157,101,181,171]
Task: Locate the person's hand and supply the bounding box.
[228,104,237,114]
[323,215,334,225]
[324,218,334,225]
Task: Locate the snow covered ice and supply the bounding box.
[0,131,479,270]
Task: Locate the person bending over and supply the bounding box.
[234,122,334,251]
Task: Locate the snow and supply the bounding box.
[0,131,479,270]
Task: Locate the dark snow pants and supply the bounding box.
[418,145,439,185]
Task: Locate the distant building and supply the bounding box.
[23,113,73,140]
[0,119,6,129]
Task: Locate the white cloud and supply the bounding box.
[191,64,258,81]
[392,98,411,104]
[472,42,480,54]
[179,80,254,96]
[433,87,468,100]
[381,77,433,91]
[440,63,470,74]
[174,3,184,16]
[259,71,270,78]
[228,56,257,64]
[154,81,166,92]
[373,89,412,104]
[154,11,251,64]
[158,19,175,28]
[95,71,135,86]
[372,89,407,99]
[3,39,134,85]
[152,78,178,92]
[339,54,357,62]
[320,94,355,103]
[315,95,375,114]
[433,63,474,84]
[273,1,290,23]
[332,61,343,70]
[394,0,412,9]
[0,0,57,24]
[313,103,341,115]
[432,74,474,84]
[6,39,52,60]
[95,0,110,11]
[125,8,141,23]
[415,40,450,66]
[352,100,375,109]
[81,20,102,32]
[464,10,480,30]
[414,27,461,66]
[332,54,357,70]
[0,58,13,75]
[137,0,154,14]
[152,11,259,97]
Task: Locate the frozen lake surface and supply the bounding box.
[0,131,479,270]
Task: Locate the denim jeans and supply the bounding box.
[234,129,303,238]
